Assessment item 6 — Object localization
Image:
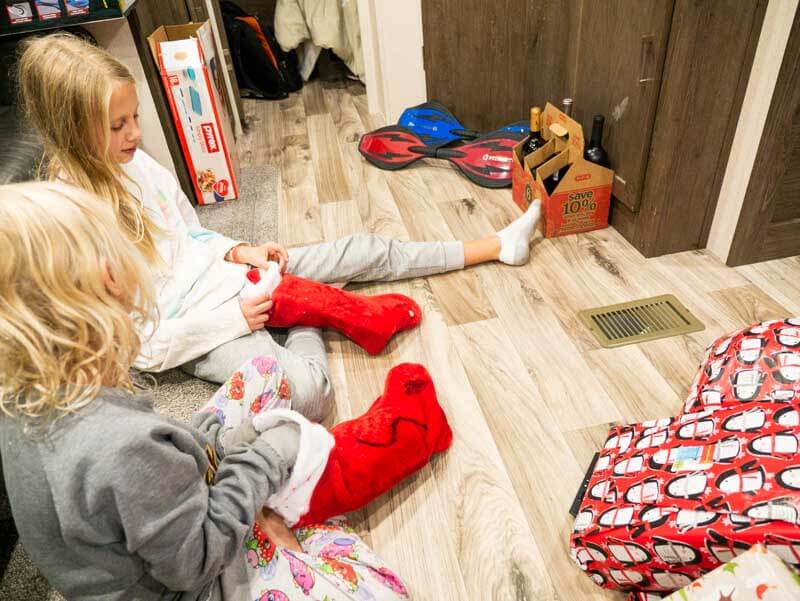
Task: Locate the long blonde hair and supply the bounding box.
[17,32,162,264]
[0,182,155,424]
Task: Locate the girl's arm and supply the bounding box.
[179,199,242,261]
[115,421,298,592]
[147,152,242,259]
[156,158,286,268]
[134,296,250,372]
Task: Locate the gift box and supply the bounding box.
[570,403,800,594]
[662,544,800,600]
[684,318,800,415]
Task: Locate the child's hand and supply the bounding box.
[240,293,273,331]
[257,508,301,552]
[239,242,288,273]
[220,417,259,454]
[259,421,300,466]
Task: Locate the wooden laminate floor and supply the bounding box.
[237,75,800,601]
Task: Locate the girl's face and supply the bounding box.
[108,82,141,164]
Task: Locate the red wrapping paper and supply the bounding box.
[570,402,800,593]
[684,318,800,414]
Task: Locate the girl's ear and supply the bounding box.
[100,257,124,299]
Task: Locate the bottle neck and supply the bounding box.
[590,118,604,145]
[530,110,542,134]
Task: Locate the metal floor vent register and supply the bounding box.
[578,294,704,348]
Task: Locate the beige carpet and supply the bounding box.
[0,165,279,600]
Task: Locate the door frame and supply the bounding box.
[358,0,427,123]
[707,0,799,265]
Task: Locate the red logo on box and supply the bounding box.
[576,173,592,182]
[200,123,220,153]
[213,179,229,197]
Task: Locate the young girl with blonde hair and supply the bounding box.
[17,33,542,422]
[0,181,411,601]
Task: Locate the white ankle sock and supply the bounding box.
[497,200,542,265]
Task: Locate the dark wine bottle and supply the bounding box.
[584,115,610,168]
[522,106,545,157]
[548,98,574,192]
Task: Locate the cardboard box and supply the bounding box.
[663,544,800,601]
[570,402,800,594]
[148,22,239,205]
[512,102,614,238]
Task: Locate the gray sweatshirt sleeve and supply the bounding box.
[192,410,226,459]
[112,423,294,592]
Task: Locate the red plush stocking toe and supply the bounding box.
[267,273,422,355]
[296,363,452,527]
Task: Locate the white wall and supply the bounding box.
[358,0,427,123]
[706,0,799,263]
[85,18,177,175]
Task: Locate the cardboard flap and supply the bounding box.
[543,102,585,155]
[562,158,614,190]
[535,148,570,183]
[147,22,205,67]
[524,138,556,172]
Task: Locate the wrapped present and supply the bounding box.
[570,402,800,594]
[663,544,800,600]
[684,318,800,414]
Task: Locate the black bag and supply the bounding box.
[220,1,302,100]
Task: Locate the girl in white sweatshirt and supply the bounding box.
[18,33,541,421]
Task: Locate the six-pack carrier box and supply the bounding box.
[512,102,614,238]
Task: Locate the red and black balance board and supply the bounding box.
[570,401,800,594]
[358,125,519,189]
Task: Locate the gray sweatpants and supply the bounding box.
[181,233,464,421]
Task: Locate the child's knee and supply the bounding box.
[288,360,334,423]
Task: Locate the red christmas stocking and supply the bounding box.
[247,268,422,355]
[296,363,453,526]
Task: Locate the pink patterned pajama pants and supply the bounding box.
[201,355,410,601]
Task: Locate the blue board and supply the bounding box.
[398,101,528,147]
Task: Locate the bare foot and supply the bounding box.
[257,507,302,552]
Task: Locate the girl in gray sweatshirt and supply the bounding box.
[0,183,409,600]
[0,181,302,600]
[0,182,357,601]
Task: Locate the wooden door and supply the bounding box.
[611,0,767,257]
[728,7,800,266]
[572,0,674,213]
[421,0,579,132]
